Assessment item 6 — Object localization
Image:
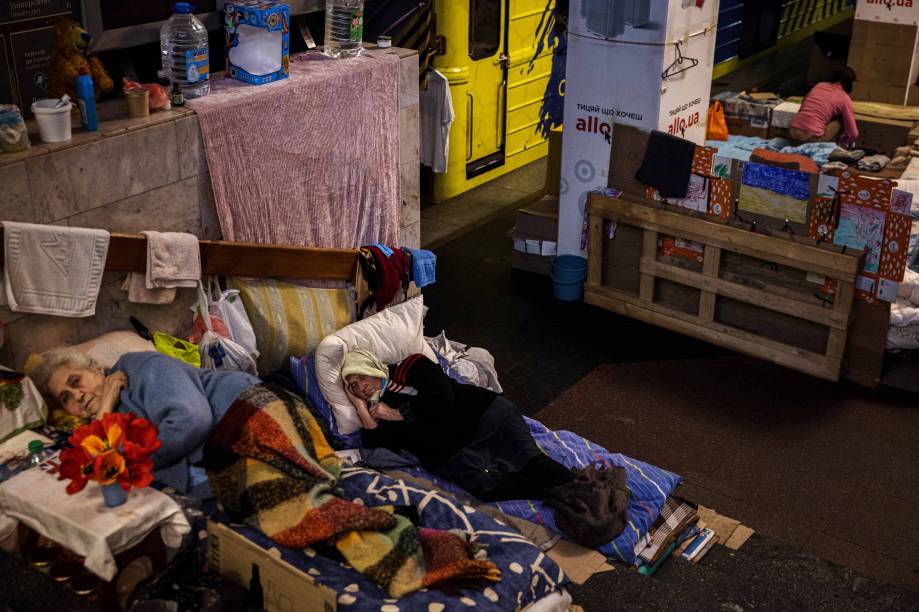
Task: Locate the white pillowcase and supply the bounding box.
[75,331,156,369]
[315,296,437,434]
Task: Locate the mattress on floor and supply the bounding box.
[402,416,682,565]
[289,355,682,564]
[210,465,567,611]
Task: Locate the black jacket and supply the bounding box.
[361,354,497,466]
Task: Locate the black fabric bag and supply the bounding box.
[635,130,696,199]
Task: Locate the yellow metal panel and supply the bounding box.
[432,0,565,203]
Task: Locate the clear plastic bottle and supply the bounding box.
[324,0,365,59]
[160,2,210,99]
[25,440,44,469]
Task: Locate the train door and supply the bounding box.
[465,0,508,178]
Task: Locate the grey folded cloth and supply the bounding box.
[857,154,891,173]
[544,464,629,548]
[889,155,911,170]
[822,161,848,171]
[828,148,865,163]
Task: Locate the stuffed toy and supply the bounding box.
[48,18,114,101]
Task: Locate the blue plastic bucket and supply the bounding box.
[551,255,588,301]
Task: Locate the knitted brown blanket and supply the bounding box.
[544,464,629,548]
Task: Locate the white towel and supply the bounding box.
[142,231,201,289]
[123,231,201,304]
[2,222,109,317]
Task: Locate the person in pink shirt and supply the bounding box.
[789,67,859,145]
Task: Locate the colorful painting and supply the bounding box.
[891,189,913,216]
[741,163,811,201]
[739,186,809,223]
[672,174,709,212]
[833,204,886,274]
[816,174,839,199]
[712,155,732,180]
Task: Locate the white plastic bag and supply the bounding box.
[198,277,259,360]
[196,282,258,375]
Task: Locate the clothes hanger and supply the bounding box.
[661,41,699,80]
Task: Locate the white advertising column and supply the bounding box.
[557,0,719,256]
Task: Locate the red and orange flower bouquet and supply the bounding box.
[58,413,160,499]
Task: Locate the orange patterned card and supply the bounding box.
[878,212,911,284]
[708,177,732,219]
[693,146,717,175]
[838,171,894,211]
[808,196,835,241]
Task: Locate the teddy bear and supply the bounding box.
[48,18,114,101]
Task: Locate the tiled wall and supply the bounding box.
[0,49,420,369]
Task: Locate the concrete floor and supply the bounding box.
[420,177,919,610]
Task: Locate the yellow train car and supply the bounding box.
[431,0,565,203]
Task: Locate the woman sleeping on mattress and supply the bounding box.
[341,348,577,502]
[32,349,259,495]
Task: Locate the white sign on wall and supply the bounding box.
[557,0,719,256]
[855,0,919,25]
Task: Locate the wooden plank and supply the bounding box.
[641,259,849,329]
[588,194,861,281]
[587,214,603,288]
[698,246,721,321]
[639,230,657,301]
[586,285,840,381]
[0,226,359,280]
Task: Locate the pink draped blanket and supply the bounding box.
[189,52,401,248]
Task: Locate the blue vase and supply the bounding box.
[101,483,127,507]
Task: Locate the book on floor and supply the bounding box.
[635,496,699,565]
[681,527,717,563]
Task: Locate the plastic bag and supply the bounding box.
[153,332,201,368]
[196,282,258,375]
[706,101,729,141]
[192,277,259,360]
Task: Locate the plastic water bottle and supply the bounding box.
[25,440,44,469]
[160,2,210,99]
[324,0,364,59]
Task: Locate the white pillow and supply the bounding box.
[315,296,437,434]
[74,331,156,369]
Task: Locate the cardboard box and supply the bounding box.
[849,20,918,104]
[546,127,563,196]
[225,2,291,85]
[558,0,718,255]
[807,31,850,86]
[516,195,559,239]
[855,114,915,154]
[208,521,338,612]
[726,116,769,138]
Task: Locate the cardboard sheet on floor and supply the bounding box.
[695,506,755,551]
[546,539,614,585]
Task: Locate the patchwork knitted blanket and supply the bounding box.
[203,385,500,597]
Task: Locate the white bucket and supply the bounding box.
[31,99,73,143]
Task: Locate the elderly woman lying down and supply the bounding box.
[31,349,259,494]
[342,348,577,502]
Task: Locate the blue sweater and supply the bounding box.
[111,352,260,492]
